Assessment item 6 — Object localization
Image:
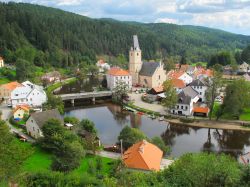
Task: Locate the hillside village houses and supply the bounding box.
[11,81,47,108]
[129,35,166,88]
[0,81,23,103]
[106,67,132,90]
[96,59,110,73]
[13,105,30,119]
[26,109,63,139]
[238,62,250,73]
[167,70,193,85]
[41,71,61,84]
[0,56,4,68]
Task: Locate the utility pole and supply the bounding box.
[120,139,123,157]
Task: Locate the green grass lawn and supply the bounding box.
[21,142,114,176]
[191,62,207,67]
[240,108,250,121]
[70,155,114,176]
[0,78,10,84]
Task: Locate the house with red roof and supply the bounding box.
[122,140,163,171]
[0,81,23,103]
[106,67,132,90]
[167,70,193,84]
[96,59,110,73]
[13,105,30,119]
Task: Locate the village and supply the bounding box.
[0,34,250,185]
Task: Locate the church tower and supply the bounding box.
[129,35,142,85]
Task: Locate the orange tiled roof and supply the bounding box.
[122,140,163,171]
[193,107,209,114]
[152,85,164,93]
[171,79,185,89]
[108,67,130,76]
[0,81,22,91]
[194,68,213,77]
[13,105,30,113]
[168,70,185,79]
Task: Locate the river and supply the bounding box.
[65,103,250,158]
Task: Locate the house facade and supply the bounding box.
[189,79,208,102]
[0,57,4,68]
[0,81,23,103]
[238,62,250,73]
[106,67,132,90]
[41,71,61,84]
[129,35,166,88]
[26,109,63,139]
[13,105,30,119]
[96,59,110,73]
[171,86,199,116]
[11,81,47,108]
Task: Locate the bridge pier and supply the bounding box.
[92,97,95,104]
[71,99,75,106]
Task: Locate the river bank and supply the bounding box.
[128,93,250,132]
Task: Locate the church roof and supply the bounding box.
[139,62,160,77]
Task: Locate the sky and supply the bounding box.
[2,0,250,35]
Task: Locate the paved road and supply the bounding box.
[0,103,35,143]
[129,93,166,115]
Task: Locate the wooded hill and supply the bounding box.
[0,2,250,67]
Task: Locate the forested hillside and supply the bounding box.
[0,2,250,68]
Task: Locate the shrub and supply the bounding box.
[180,117,195,123]
[96,156,103,171]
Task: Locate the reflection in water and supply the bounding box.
[57,76,102,94]
[65,103,250,158]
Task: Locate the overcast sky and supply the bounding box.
[2,0,250,35]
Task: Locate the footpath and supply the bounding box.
[129,93,250,132]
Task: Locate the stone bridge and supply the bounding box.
[58,91,113,106]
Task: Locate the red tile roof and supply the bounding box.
[13,105,30,113]
[171,79,186,89]
[122,140,163,171]
[193,107,209,114]
[0,81,22,91]
[168,70,185,79]
[108,67,130,76]
[152,85,164,93]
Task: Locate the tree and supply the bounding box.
[43,93,64,114]
[151,136,170,154]
[39,119,85,172]
[88,64,99,77]
[161,80,178,109]
[0,120,32,183]
[79,119,97,135]
[205,69,222,120]
[64,116,79,125]
[208,51,236,67]
[180,55,187,65]
[113,80,129,103]
[219,79,250,119]
[162,153,241,187]
[241,45,250,64]
[163,57,175,71]
[118,126,147,150]
[16,59,34,81]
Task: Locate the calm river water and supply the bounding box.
[65,103,250,158]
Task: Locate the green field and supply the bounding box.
[240,108,250,121]
[46,77,76,94]
[20,142,114,176]
[0,78,10,84]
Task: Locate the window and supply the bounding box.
[37,129,40,133]
[181,106,183,109]
[137,53,139,56]
[33,127,35,131]
[177,105,179,109]
[200,92,202,95]
[185,106,188,110]
[159,75,160,80]
[31,120,33,123]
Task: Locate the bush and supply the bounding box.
[180,117,195,123]
[88,160,96,175]
[96,156,103,171]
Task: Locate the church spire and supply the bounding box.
[133,35,140,50]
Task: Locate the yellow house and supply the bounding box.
[13,105,30,119]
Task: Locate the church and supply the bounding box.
[129,35,166,88]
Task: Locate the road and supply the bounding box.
[0,103,35,143]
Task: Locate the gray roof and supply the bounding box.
[133,35,140,50]
[139,62,160,77]
[189,79,206,87]
[178,86,198,105]
[30,109,63,128]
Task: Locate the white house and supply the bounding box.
[189,79,208,102]
[26,109,63,139]
[171,86,199,116]
[11,81,47,108]
[168,71,193,85]
[96,59,110,73]
[106,67,132,90]
[238,62,250,73]
[0,57,4,68]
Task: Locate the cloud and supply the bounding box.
[2,0,250,35]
